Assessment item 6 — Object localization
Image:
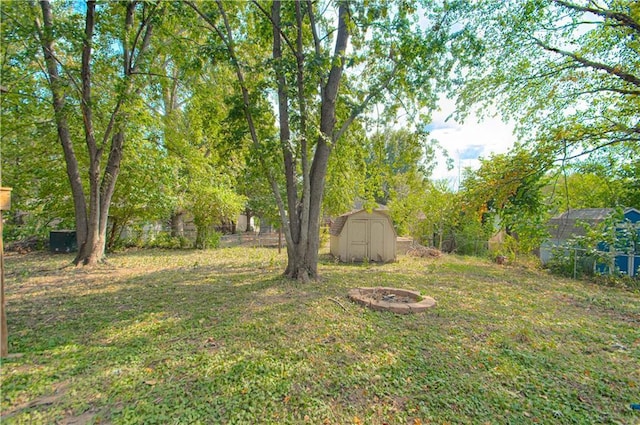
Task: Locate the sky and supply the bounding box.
[427,98,517,189]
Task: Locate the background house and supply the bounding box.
[540,208,640,276]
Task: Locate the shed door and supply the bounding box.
[348,219,368,261]
[369,220,385,261]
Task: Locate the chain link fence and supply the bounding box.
[546,246,640,279]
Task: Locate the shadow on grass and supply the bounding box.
[2,250,639,424]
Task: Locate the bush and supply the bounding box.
[148,232,194,249]
[6,235,47,252]
[546,246,597,278]
[195,229,221,250]
[592,274,640,291]
[454,220,491,256]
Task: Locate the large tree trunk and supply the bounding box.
[36,1,154,265]
[194,0,349,281]
[36,1,89,258]
[279,2,349,281]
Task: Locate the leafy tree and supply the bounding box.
[147,13,240,238]
[419,180,460,250]
[235,155,281,231]
[187,172,246,249]
[28,0,160,264]
[106,134,175,251]
[159,63,256,241]
[323,121,370,217]
[547,171,623,210]
[0,4,75,240]
[364,128,437,235]
[543,152,640,212]
[189,0,463,280]
[460,149,552,255]
[456,0,639,171]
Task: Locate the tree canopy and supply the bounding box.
[2,0,637,276]
[456,0,639,167]
[185,0,465,279]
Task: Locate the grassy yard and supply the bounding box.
[1,248,639,424]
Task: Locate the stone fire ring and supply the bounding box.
[348,287,436,314]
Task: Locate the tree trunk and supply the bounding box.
[245,208,252,232]
[36,1,89,259]
[36,1,154,266]
[1,210,8,357]
[193,1,349,281]
[280,2,349,281]
[107,216,121,251]
[170,211,185,237]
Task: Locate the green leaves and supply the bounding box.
[460,148,552,255]
[455,0,639,168]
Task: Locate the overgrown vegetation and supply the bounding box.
[545,211,640,289]
[1,248,638,424]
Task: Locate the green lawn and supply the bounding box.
[1,248,639,424]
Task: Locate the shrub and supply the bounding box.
[546,245,597,278]
[195,229,221,250]
[148,232,194,249]
[592,274,640,291]
[454,220,491,256]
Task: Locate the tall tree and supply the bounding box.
[456,0,639,169]
[545,157,640,211]
[460,149,552,254]
[33,0,159,264]
[1,3,74,239]
[419,180,460,250]
[189,0,461,280]
[362,128,437,235]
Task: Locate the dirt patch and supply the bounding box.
[0,380,70,420]
[59,409,107,425]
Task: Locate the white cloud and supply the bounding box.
[428,98,516,189]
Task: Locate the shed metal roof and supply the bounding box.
[547,208,639,240]
[551,208,614,222]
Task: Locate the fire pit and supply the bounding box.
[348,287,436,314]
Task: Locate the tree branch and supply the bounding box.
[559,86,640,98]
[553,0,640,33]
[271,0,299,245]
[251,0,297,56]
[333,66,398,143]
[81,0,98,161]
[32,6,82,95]
[555,138,638,161]
[129,2,158,75]
[306,0,325,95]
[534,37,640,87]
[296,0,311,254]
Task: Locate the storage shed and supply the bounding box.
[330,208,396,262]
